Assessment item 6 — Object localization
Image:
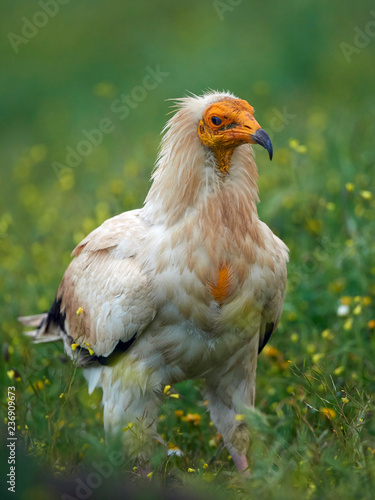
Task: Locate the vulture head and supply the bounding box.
[145,91,272,224]
[197,97,273,170]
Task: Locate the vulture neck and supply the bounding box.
[144,138,260,241]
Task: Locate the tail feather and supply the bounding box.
[23,329,39,337]
[18,313,47,328]
[34,335,61,343]
[19,312,61,343]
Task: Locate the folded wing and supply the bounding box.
[24,209,156,366]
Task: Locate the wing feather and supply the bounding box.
[54,210,156,360]
[258,226,289,353]
[72,209,144,256]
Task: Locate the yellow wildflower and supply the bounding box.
[263,345,281,357]
[340,296,352,306]
[71,343,79,351]
[34,380,44,391]
[345,183,354,192]
[360,190,373,200]
[320,407,336,420]
[184,413,201,424]
[123,422,134,432]
[76,307,84,316]
[312,353,324,363]
[307,344,316,354]
[289,138,307,153]
[168,442,179,450]
[343,318,353,330]
[353,305,362,315]
[334,366,345,375]
[321,329,334,340]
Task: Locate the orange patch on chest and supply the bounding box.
[210,265,232,304]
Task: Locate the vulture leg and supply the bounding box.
[204,335,258,476]
[100,363,165,468]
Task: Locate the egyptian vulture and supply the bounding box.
[20,91,288,474]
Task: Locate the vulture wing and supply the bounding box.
[27,209,156,366]
[258,227,288,354]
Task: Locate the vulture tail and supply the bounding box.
[19,313,61,343]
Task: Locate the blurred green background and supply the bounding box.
[1,0,375,498]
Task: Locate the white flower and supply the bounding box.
[167,447,184,457]
[337,304,350,317]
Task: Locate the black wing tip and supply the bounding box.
[258,322,275,354]
[47,296,66,333]
[96,333,138,366]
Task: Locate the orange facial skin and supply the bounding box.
[198,98,272,173]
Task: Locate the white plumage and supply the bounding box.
[20,91,288,474]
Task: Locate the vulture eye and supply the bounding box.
[211,116,222,126]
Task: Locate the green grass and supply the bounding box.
[1,1,375,498]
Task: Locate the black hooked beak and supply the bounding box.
[251,129,273,161]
